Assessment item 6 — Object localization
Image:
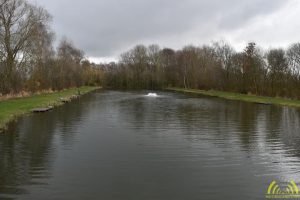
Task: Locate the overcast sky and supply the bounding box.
[29,0,300,63]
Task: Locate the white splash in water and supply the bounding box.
[146,93,158,97]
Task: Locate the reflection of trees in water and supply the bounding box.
[117,95,172,131]
[121,98,147,129]
[115,92,300,159]
[175,98,300,158]
[225,102,260,150]
[263,107,282,140]
[273,107,300,157]
[0,94,93,198]
[173,99,262,151]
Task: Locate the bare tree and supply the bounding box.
[267,48,288,96]
[55,38,84,89]
[213,41,235,90]
[0,0,51,93]
[160,48,177,87]
[147,44,161,89]
[287,43,300,76]
[25,13,55,91]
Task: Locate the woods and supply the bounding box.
[102,42,300,99]
[2,0,300,101]
[0,0,102,95]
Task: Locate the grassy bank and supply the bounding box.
[0,86,100,131]
[167,87,300,108]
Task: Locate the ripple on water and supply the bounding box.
[1,91,300,200]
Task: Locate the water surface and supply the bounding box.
[1,90,300,199]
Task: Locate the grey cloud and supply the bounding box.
[30,0,289,57]
[218,0,287,29]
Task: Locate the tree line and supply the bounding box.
[0,0,102,95]
[3,0,300,100]
[102,42,300,99]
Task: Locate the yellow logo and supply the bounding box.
[266,181,300,199]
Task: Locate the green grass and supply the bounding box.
[0,86,100,131]
[166,87,300,108]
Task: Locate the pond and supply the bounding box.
[1,90,300,199]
